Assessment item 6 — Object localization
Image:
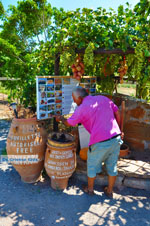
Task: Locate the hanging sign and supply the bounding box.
[80,77,97,95]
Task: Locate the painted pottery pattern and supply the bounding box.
[44,132,76,189]
[7,117,47,183]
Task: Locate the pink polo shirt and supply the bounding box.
[67,95,121,146]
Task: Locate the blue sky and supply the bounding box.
[1,0,140,11]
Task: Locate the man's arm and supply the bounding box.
[114,110,121,128]
[114,110,124,139]
[55,115,71,127]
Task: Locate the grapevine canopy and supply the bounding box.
[0,0,150,107]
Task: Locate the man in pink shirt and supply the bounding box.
[56,86,123,198]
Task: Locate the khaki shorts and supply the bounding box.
[87,136,123,177]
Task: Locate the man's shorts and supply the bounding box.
[87,135,123,178]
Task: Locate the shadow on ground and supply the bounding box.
[0,163,150,226]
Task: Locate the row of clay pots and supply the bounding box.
[7,118,76,190]
[7,117,129,189]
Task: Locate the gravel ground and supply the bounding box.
[0,103,150,226]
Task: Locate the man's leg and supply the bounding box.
[83,176,96,195]
[87,176,96,191]
[107,175,116,193]
[104,137,122,196]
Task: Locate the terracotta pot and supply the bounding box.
[119,143,130,157]
[79,147,88,161]
[44,132,76,190]
[7,117,47,183]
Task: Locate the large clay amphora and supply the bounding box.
[44,132,76,190]
[7,117,47,183]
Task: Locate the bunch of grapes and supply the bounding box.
[83,42,94,67]
[118,56,128,83]
[61,49,76,72]
[71,56,85,80]
[134,42,147,80]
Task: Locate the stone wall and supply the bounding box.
[111,94,150,152]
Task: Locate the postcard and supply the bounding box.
[90,88,96,93]
[55,91,62,97]
[39,85,46,92]
[48,105,55,111]
[47,92,54,98]
[55,84,62,90]
[38,78,47,85]
[91,84,96,88]
[48,112,54,117]
[47,98,55,104]
[55,110,62,115]
[55,104,62,109]
[47,78,54,84]
[55,78,62,84]
[40,99,47,105]
[41,92,46,98]
[47,85,54,91]
[63,78,70,85]
[39,106,47,112]
[85,84,90,89]
[91,78,96,83]
[40,113,47,118]
[55,97,62,103]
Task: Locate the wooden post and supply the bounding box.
[53,53,60,132]
[76,48,135,55]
